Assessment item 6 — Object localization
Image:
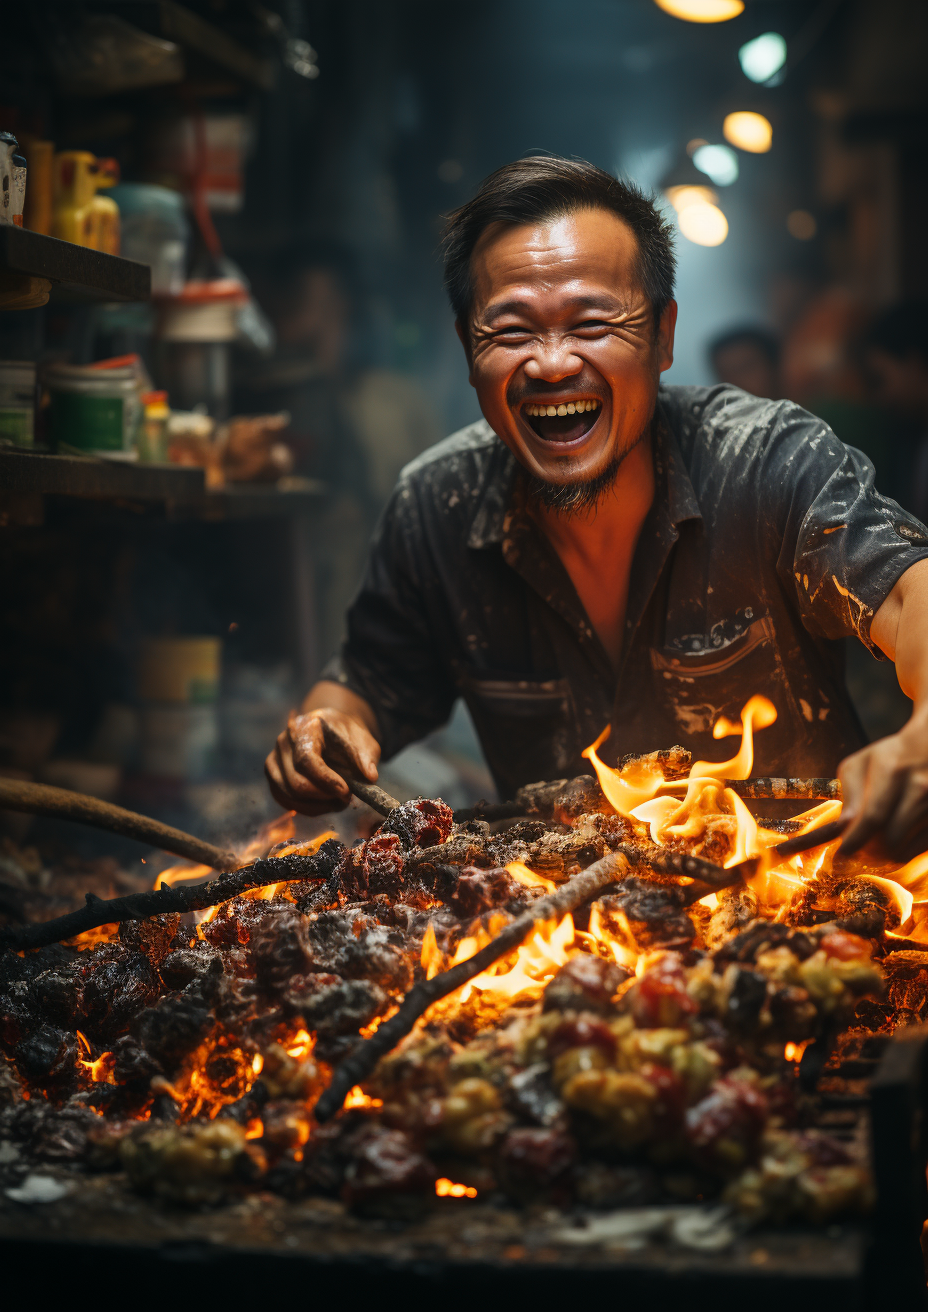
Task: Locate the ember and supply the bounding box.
[1,700,925,1234]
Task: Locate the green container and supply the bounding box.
[46,363,141,454]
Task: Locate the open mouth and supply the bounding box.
[521,398,602,443]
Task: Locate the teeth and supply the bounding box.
[524,399,601,417]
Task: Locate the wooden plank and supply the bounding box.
[0,227,150,303]
[158,0,274,89]
[0,450,203,502]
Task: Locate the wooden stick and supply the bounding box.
[313,852,624,1122]
[0,779,238,872]
[343,775,401,817]
[0,846,333,953]
[455,777,842,822]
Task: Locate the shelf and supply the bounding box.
[0,449,326,525]
[0,227,151,304]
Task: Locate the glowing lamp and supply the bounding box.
[692,143,739,186]
[664,184,717,213]
[738,32,787,83]
[677,202,729,247]
[654,0,744,20]
[723,111,773,153]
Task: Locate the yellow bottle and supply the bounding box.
[52,151,120,253]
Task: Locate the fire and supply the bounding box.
[435,1177,478,1198]
[286,1029,314,1060]
[76,1031,116,1084]
[506,860,558,895]
[784,1039,813,1063]
[344,1086,384,1110]
[66,923,120,950]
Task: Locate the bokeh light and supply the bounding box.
[787,209,817,240]
[665,185,717,212]
[723,111,773,153]
[692,143,739,186]
[654,0,744,21]
[677,202,729,246]
[738,32,787,84]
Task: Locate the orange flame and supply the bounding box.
[436,1178,478,1198]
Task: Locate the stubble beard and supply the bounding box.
[523,426,650,519]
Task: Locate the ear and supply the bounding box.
[656,299,677,374]
[454,318,476,385]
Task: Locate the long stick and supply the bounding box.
[313,852,624,1122]
[0,779,238,871]
[455,777,842,822]
[0,847,331,953]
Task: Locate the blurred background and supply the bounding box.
[0,0,926,887]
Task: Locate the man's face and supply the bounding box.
[460,208,676,491]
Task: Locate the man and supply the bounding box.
[266,157,928,861]
[708,325,781,401]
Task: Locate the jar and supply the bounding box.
[45,362,142,456]
[138,389,170,462]
[109,184,189,296]
[0,361,36,447]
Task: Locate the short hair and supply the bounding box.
[865,301,928,362]
[708,325,780,367]
[441,155,676,329]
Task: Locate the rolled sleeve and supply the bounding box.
[770,408,928,655]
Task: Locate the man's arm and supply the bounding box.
[264,682,381,815]
[840,558,928,857]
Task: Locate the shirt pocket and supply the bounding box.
[461,675,571,719]
[649,615,788,738]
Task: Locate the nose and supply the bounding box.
[523,334,584,384]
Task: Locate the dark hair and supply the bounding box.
[442,155,676,328]
[865,301,928,362]
[708,325,780,367]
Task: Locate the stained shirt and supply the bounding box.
[323,384,928,799]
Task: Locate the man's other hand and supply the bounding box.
[839,706,928,861]
[264,682,381,816]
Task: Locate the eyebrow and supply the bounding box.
[480,292,623,323]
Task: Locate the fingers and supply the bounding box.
[838,736,928,859]
[288,715,351,802]
[884,770,928,857]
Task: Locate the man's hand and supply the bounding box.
[840,558,928,860]
[839,704,928,860]
[264,682,381,816]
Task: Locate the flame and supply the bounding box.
[784,1039,812,1063]
[286,1029,314,1060]
[506,860,558,896]
[436,1178,478,1198]
[690,695,777,779]
[421,922,443,980]
[76,1031,116,1084]
[344,1086,384,1110]
[583,725,666,817]
[244,1118,264,1139]
[66,923,120,950]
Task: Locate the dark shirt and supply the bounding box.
[323,385,928,798]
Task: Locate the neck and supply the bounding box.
[529,436,656,670]
[531,436,655,556]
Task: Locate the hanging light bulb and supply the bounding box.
[677,202,729,246]
[738,32,787,84]
[723,111,773,153]
[692,143,739,186]
[654,0,744,20]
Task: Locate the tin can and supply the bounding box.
[0,361,36,447]
[45,362,141,455]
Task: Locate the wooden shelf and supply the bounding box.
[0,227,151,303]
[0,449,325,525]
